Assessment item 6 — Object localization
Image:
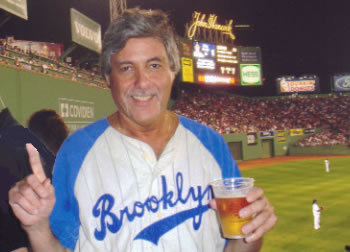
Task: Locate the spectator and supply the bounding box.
[0,108,55,252]
[0,41,5,55]
[0,107,68,252]
[27,109,69,155]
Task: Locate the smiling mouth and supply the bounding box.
[132,95,153,102]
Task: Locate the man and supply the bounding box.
[9,8,277,251]
[27,109,69,155]
[324,159,330,173]
[312,199,323,230]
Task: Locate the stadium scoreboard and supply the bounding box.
[179,38,262,86]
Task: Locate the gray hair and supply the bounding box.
[101,8,180,77]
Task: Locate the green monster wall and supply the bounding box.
[0,66,115,132]
[222,132,290,161]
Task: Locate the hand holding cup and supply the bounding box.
[210,177,277,242]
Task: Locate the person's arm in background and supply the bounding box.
[8,144,70,252]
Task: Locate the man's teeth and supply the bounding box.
[133,95,152,101]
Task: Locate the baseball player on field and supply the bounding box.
[8,8,277,252]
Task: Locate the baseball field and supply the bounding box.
[238,156,350,252]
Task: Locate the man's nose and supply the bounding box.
[134,68,151,88]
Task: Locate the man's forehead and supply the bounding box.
[112,37,168,62]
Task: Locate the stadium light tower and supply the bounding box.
[109,0,127,21]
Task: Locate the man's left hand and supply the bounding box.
[210,186,277,243]
[237,187,277,242]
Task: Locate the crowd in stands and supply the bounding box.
[2,38,349,147]
[296,129,348,147]
[0,40,106,87]
[172,88,350,147]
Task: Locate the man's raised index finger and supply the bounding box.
[26,143,46,183]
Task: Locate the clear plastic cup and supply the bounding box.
[210,177,254,239]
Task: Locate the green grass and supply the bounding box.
[241,157,350,252]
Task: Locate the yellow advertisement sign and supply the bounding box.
[277,130,285,137]
[290,129,304,136]
[277,130,287,142]
[187,11,235,41]
[181,57,194,83]
[277,137,287,143]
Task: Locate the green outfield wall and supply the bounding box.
[0,65,115,132]
[289,145,350,155]
[223,132,288,161]
[222,131,349,161]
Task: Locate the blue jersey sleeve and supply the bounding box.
[178,115,241,178]
[49,118,109,250]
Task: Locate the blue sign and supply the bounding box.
[259,131,274,138]
[333,75,350,92]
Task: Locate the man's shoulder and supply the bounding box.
[68,118,109,140]
[177,114,240,178]
[178,115,221,138]
[178,115,226,146]
[60,118,109,150]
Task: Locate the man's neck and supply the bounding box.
[108,111,178,158]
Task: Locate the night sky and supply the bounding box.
[1,0,350,96]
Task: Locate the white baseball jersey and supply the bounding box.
[50,115,240,251]
[312,203,321,217]
[324,159,330,172]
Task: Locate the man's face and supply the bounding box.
[107,37,175,126]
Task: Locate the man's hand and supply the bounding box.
[210,186,277,243]
[237,187,277,242]
[8,144,55,231]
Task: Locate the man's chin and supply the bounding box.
[130,112,162,126]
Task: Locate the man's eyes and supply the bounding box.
[120,65,132,72]
[118,63,162,72]
[150,63,161,69]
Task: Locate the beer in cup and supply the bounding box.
[210,177,254,239]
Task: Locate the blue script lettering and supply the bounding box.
[92,172,212,243]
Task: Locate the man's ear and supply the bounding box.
[105,75,111,88]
